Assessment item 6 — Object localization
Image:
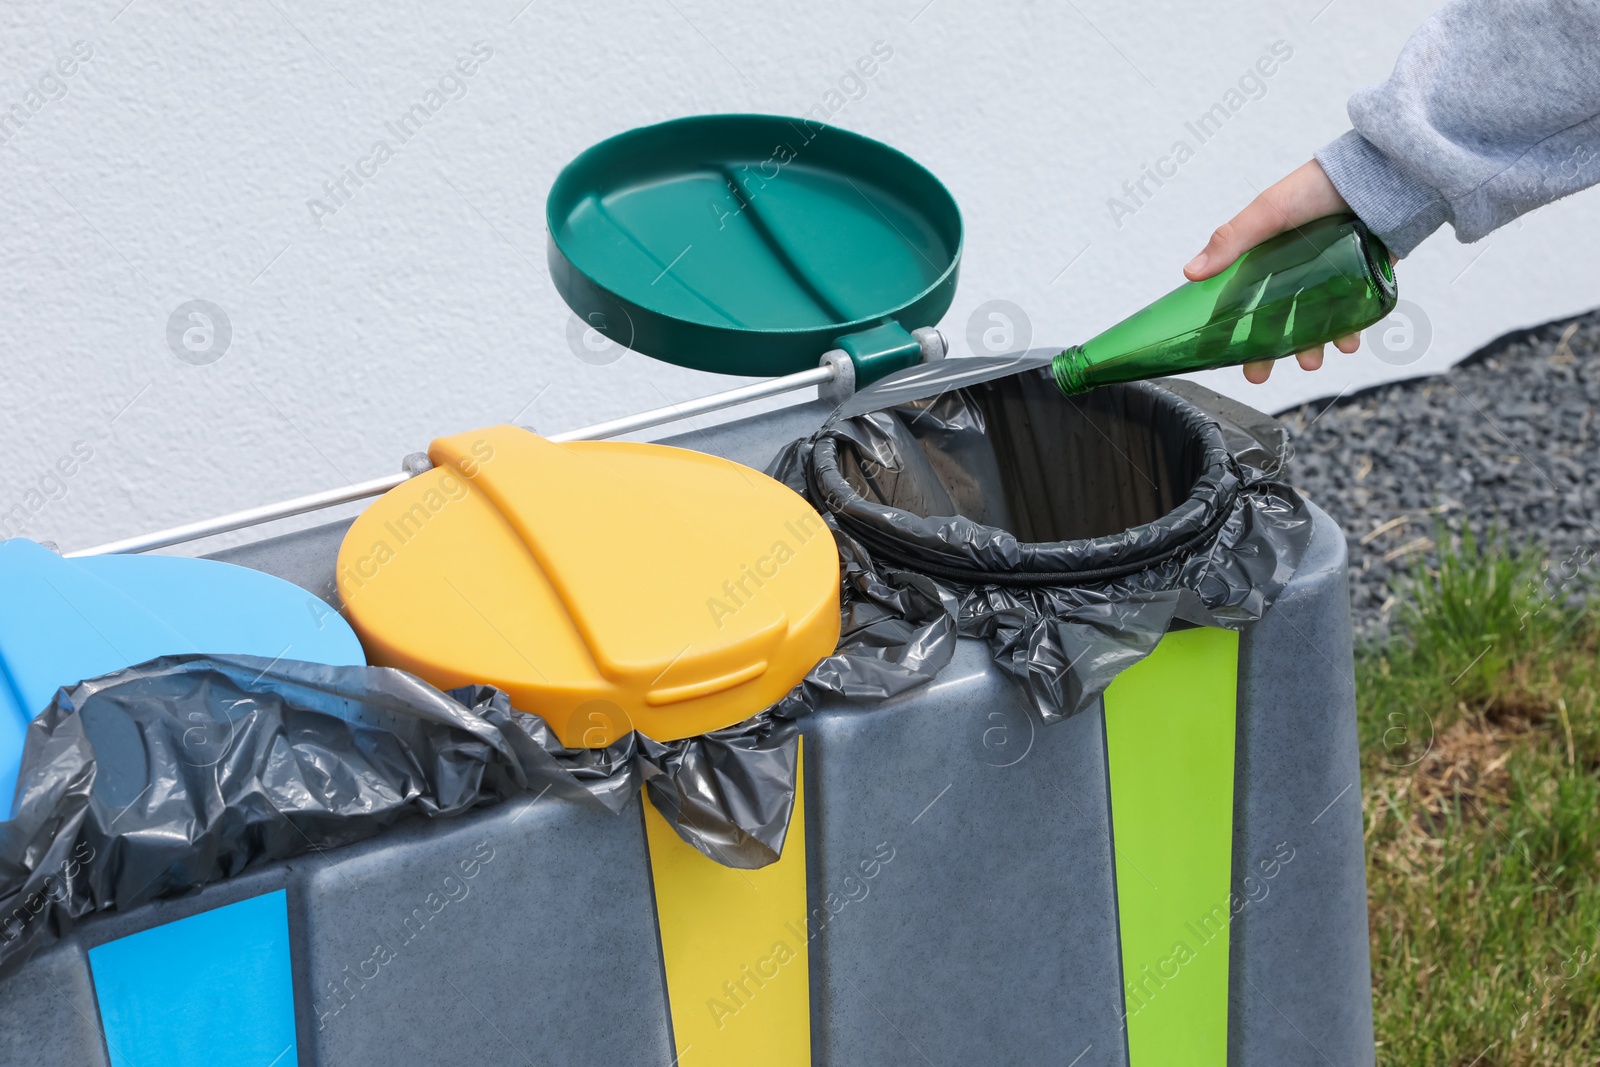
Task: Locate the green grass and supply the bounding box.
[1359,528,1600,1065]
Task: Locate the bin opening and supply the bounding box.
[772,359,1313,720]
[810,370,1242,587]
[835,371,1212,544]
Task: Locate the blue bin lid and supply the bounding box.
[0,539,365,817]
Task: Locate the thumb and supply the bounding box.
[1184,159,1348,281]
[1184,198,1291,281]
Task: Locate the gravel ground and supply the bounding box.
[1278,308,1600,636]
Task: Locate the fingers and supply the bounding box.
[1241,347,1344,383]
[1185,159,1350,281]
[1242,336,1366,384]
[1243,360,1274,384]
[1197,159,1362,385]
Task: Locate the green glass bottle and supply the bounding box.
[1051,214,1397,395]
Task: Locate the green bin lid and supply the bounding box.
[546,114,963,382]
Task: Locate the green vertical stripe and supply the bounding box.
[1103,626,1239,1066]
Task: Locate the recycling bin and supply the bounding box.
[777,363,1375,1066]
[0,370,1372,1067]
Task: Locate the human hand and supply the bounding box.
[1183,159,1360,384]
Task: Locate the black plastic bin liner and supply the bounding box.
[0,654,799,981]
[770,353,1312,721]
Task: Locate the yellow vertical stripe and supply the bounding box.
[644,740,811,1066]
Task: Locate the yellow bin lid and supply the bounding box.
[336,425,840,748]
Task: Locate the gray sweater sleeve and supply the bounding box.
[1315,0,1600,257]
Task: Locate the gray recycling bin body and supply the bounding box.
[3,780,670,1067]
[0,389,1373,1067]
[800,495,1370,1066]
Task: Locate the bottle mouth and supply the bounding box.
[1051,346,1088,396]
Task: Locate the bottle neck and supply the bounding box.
[1051,346,1089,396]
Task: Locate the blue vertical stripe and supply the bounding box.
[89,889,298,1067]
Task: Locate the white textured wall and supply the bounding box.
[3,0,1596,553]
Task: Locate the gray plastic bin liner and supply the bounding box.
[770,353,1313,721]
[0,653,798,980]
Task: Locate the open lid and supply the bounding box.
[546,114,963,385]
[335,425,840,748]
[0,539,367,817]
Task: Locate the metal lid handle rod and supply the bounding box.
[66,362,838,558]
